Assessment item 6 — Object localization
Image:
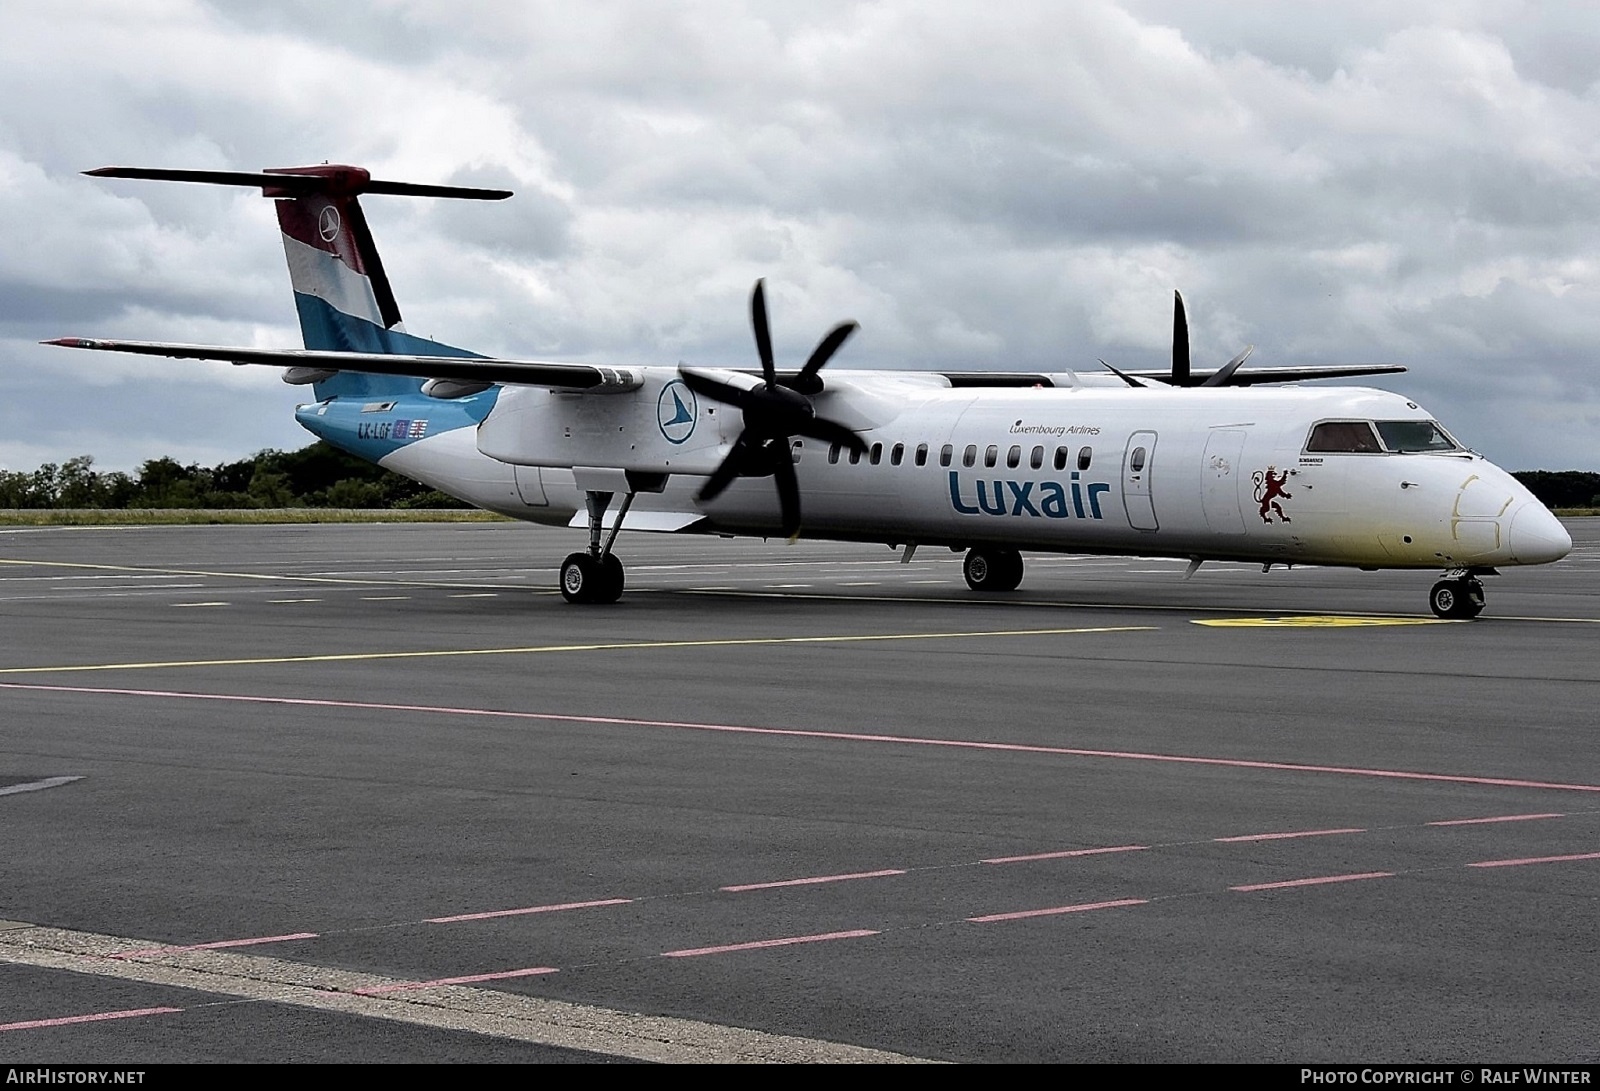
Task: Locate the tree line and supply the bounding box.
[0,444,469,509]
[1,444,1595,510]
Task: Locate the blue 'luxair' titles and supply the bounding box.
[948,471,1111,519]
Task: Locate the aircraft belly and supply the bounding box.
[378,428,568,526]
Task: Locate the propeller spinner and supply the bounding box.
[678,281,866,537]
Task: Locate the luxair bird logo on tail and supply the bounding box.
[1253,467,1295,523]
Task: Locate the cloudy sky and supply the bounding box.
[3,0,1598,473]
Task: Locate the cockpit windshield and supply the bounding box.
[1305,421,1382,453]
[1374,420,1459,453]
[1305,419,1462,454]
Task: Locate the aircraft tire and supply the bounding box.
[595,554,625,604]
[964,548,1024,592]
[560,552,599,604]
[1429,578,1484,619]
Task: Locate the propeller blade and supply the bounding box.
[750,280,775,386]
[1172,290,1191,387]
[678,366,754,409]
[772,442,801,537]
[697,436,752,503]
[790,321,858,394]
[1098,359,1148,389]
[795,414,868,454]
[1201,344,1256,388]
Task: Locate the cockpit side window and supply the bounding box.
[1374,420,1459,453]
[1305,420,1383,453]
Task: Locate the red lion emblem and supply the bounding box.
[1253,467,1295,524]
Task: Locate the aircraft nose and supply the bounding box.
[1508,503,1572,565]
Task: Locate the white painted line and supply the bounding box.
[0,926,929,1063]
[0,776,84,797]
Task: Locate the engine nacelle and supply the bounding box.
[476,371,733,475]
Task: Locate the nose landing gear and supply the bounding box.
[1428,572,1486,619]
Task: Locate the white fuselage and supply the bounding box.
[371,370,1569,572]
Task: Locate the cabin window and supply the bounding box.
[1130,447,1147,473]
[1030,445,1044,470]
[890,443,904,466]
[1078,447,1092,471]
[870,443,882,465]
[1054,446,1069,471]
[849,447,862,465]
[963,445,977,467]
[791,440,802,463]
[1306,421,1383,453]
[940,444,953,467]
[916,443,929,467]
[828,443,840,464]
[984,445,999,468]
[1006,445,1022,469]
[1374,420,1459,453]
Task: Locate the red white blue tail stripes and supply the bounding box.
[81,164,510,394]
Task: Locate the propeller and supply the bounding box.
[678,280,866,537]
[1101,290,1256,388]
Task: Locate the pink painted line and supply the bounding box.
[662,929,879,958]
[427,898,631,923]
[7,682,1600,794]
[111,932,318,958]
[1467,851,1600,869]
[982,845,1148,864]
[1232,871,1393,892]
[1427,813,1565,827]
[968,898,1148,923]
[1215,827,1366,843]
[1,1006,183,1032]
[353,966,558,994]
[722,869,906,892]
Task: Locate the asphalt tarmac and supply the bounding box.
[1,519,1596,1064]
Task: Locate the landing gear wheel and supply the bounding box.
[560,552,598,603]
[1429,578,1485,619]
[963,547,1024,592]
[560,552,627,604]
[594,554,625,604]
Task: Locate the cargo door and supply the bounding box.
[1201,429,1247,534]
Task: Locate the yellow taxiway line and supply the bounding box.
[0,625,1157,675]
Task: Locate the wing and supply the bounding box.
[45,337,1403,394]
[44,338,641,392]
[929,364,1407,388]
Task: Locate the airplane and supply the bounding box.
[47,163,1572,618]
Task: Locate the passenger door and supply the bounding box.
[1123,430,1158,532]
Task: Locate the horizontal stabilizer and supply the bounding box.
[44,338,639,393]
[84,166,511,201]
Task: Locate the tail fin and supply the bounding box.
[84,165,510,400]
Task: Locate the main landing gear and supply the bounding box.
[963,547,1024,592]
[560,489,635,604]
[1428,570,1487,619]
